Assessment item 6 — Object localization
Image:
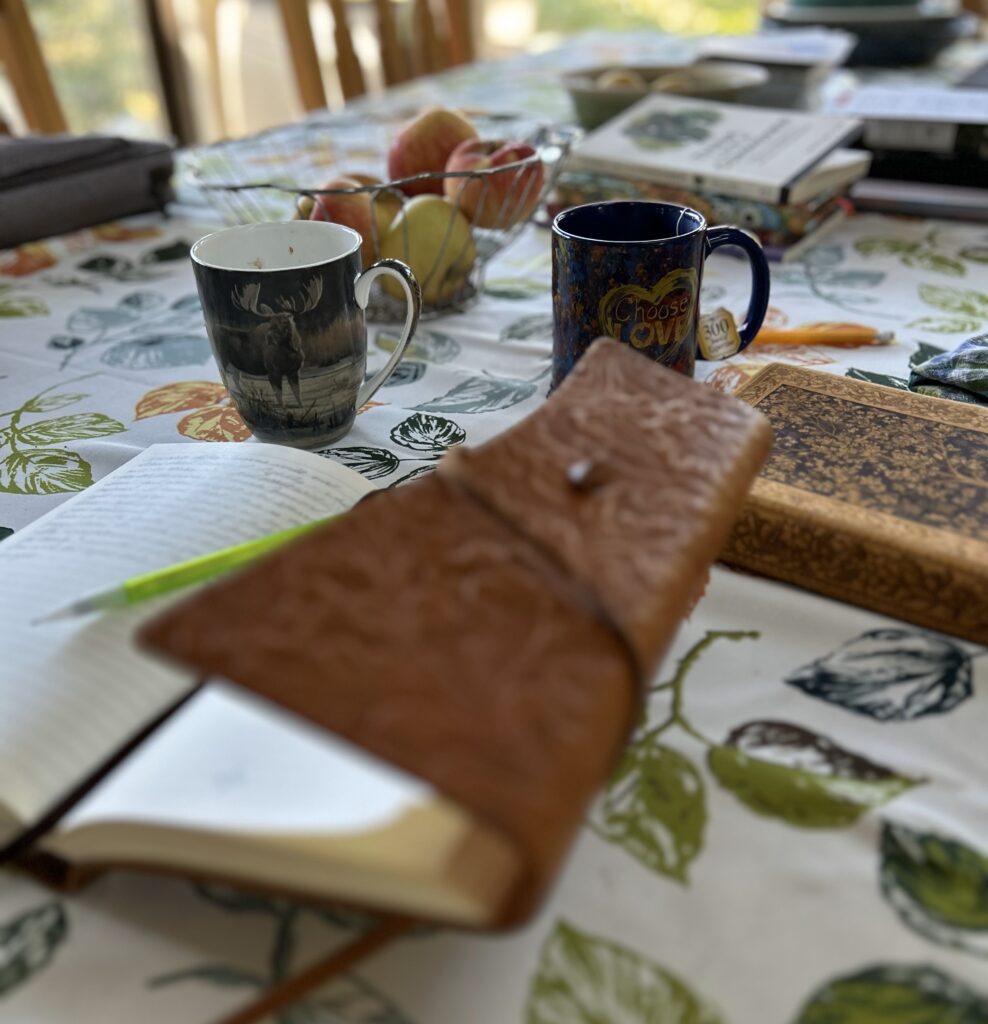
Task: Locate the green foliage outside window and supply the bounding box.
[537,0,760,37]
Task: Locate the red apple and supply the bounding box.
[310,175,401,265]
[387,107,478,197]
[443,139,545,229]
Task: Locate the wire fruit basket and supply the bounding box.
[187,116,572,321]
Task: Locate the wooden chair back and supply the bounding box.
[0,0,67,133]
[277,0,474,112]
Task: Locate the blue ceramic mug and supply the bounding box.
[552,200,770,386]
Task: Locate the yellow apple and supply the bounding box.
[380,195,476,305]
[596,68,647,90]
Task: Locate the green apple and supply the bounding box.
[380,195,476,305]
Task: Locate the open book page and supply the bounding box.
[0,443,375,841]
[44,682,517,924]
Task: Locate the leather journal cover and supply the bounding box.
[142,338,773,927]
[723,363,988,643]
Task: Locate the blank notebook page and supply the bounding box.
[0,443,374,836]
[56,680,432,835]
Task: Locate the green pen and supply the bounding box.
[34,515,340,624]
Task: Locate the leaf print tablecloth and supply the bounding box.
[1,33,987,1024]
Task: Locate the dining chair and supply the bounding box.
[277,0,476,112]
[0,0,68,133]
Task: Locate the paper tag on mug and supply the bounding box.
[698,308,741,360]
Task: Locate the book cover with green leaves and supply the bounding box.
[567,93,862,204]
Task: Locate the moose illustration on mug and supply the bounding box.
[212,275,325,406]
[191,219,420,448]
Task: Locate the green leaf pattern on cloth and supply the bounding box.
[0,449,94,494]
[961,246,988,264]
[14,413,126,446]
[917,283,988,320]
[792,963,988,1023]
[592,741,706,884]
[21,392,90,414]
[526,921,724,1024]
[0,382,121,494]
[906,317,983,334]
[0,283,49,318]
[855,239,920,258]
[0,902,68,996]
[902,252,967,277]
[880,822,988,957]
[855,235,988,278]
[707,721,920,828]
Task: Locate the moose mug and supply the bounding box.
[191,220,420,448]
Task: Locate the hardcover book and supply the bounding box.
[723,364,988,643]
[566,93,862,203]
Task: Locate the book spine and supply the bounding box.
[720,498,988,645]
[567,154,782,203]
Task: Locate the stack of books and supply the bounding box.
[560,93,868,261]
[826,85,988,222]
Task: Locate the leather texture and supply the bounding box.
[143,338,773,926]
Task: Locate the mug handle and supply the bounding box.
[354,258,422,407]
[703,226,771,355]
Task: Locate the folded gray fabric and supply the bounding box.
[0,134,175,248]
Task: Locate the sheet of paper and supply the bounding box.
[0,443,374,835]
[58,681,431,835]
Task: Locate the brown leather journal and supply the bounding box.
[723,364,988,643]
[143,338,773,928]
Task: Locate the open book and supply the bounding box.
[0,444,517,925]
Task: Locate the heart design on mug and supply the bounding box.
[597,268,698,351]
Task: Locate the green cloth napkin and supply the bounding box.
[908,333,988,406]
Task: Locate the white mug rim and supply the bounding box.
[191,220,362,273]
